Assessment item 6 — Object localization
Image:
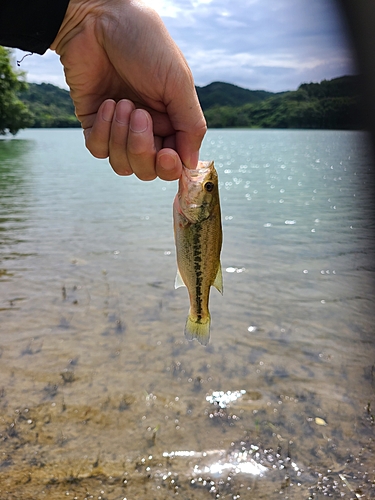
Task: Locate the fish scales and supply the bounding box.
[173,160,223,345]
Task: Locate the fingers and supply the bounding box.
[108,99,135,176]
[156,149,182,181]
[84,100,184,181]
[84,99,116,158]
[126,110,182,181]
[126,109,156,181]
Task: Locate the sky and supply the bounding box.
[13,0,356,93]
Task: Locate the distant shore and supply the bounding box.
[18,75,362,130]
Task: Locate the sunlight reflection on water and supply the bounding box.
[192,449,268,477]
[163,447,269,478]
[0,129,374,499]
[206,390,247,408]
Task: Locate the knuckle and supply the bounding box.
[127,151,157,181]
[127,142,147,156]
[158,172,179,181]
[136,171,157,182]
[111,165,133,177]
[109,155,132,176]
[87,145,108,159]
[85,135,108,159]
[193,117,208,138]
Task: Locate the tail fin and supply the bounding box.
[184,313,211,346]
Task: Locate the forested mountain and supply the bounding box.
[18,83,80,127]
[299,75,360,99]
[17,76,362,130]
[203,76,362,129]
[195,81,276,110]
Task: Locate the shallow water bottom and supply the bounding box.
[1,397,374,500]
[1,129,375,499]
[1,275,374,500]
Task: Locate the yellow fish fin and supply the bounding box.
[185,313,211,346]
[174,268,186,289]
[213,262,223,294]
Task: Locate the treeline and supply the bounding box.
[18,76,362,129]
[18,76,362,131]
[201,76,362,129]
[3,46,361,134]
[18,82,80,128]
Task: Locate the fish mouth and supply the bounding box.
[178,162,215,212]
[187,168,210,177]
[182,161,213,182]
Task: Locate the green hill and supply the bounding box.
[195,81,275,110]
[18,83,80,127]
[17,76,362,130]
[204,76,362,129]
[299,75,360,99]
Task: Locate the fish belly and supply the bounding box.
[174,206,221,345]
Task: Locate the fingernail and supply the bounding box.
[130,109,148,133]
[184,151,199,170]
[115,99,133,125]
[102,100,114,122]
[158,153,177,171]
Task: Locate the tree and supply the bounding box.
[18,82,80,128]
[0,46,33,135]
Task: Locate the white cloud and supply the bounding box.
[12,0,355,92]
[14,49,68,89]
[141,0,182,17]
[160,0,355,90]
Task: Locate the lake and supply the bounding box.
[0,128,374,499]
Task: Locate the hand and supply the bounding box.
[50,0,207,181]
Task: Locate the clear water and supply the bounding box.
[0,128,374,499]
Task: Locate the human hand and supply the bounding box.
[51,0,207,181]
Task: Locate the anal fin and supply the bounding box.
[174,268,186,289]
[213,262,223,295]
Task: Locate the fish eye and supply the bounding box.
[204,181,215,192]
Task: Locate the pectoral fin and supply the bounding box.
[213,262,223,294]
[174,268,186,289]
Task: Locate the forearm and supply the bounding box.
[0,0,70,54]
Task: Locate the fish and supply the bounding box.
[173,160,223,345]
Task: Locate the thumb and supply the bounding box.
[167,79,207,169]
[176,127,206,170]
[175,114,207,170]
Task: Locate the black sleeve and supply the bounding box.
[0,0,70,54]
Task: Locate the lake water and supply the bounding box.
[0,128,374,499]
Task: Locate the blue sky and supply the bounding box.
[14,0,356,92]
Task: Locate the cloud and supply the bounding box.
[158,0,355,91]
[14,0,355,92]
[15,49,68,89]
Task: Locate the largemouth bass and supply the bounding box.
[173,160,223,345]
